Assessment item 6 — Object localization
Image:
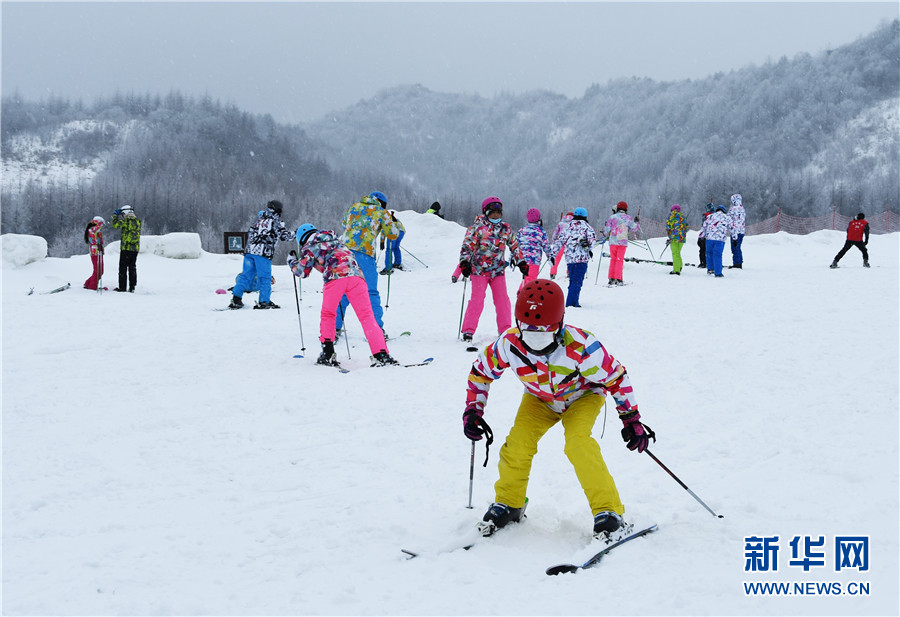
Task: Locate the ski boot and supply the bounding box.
[254,300,280,309]
[316,341,339,366]
[462,333,473,343]
[829,260,839,269]
[864,260,870,268]
[593,511,633,544]
[228,296,244,309]
[477,502,526,537]
[371,351,399,366]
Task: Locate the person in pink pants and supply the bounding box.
[83,216,105,290]
[288,223,398,367]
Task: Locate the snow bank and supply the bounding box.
[1,233,48,266]
[107,232,203,259]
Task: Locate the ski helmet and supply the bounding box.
[267,200,283,215]
[616,201,628,212]
[369,191,387,206]
[296,224,317,245]
[121,204,134,213]
[482,196,503,214]
[573,207,588,219]
[92,216,105,225]
[515,279,565,328]
[670,204,681,212]
[526,208,542,223]
[716,204,727,213]
[856,212,866,220]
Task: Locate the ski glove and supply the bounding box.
[579,237,591,249]
[620,411,655,453]
[463,407,485,441]
[459,261,472,278]
[517,261,529,275]
[634,216,640,224]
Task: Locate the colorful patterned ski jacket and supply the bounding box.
[245,211,294,259]
[112,213,142,252]
[551,213,574,247]
[515,223,553,265]
[701,211,734,242]
[552,219,597,264]
[459,215,524,278]
[86,223,104,256]
[729,197,746,236]
[287,229,363,284]
[603,212,640,246]
[341,196,401,258]
[465,325,639,416]
[666,210,688,243]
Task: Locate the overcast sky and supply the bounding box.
[2,1,897,125]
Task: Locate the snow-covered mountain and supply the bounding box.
[2,212,898,615]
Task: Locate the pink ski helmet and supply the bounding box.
[482,196,502,214]
[526,208,541,223]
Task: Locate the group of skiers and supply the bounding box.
[82,204,142,292]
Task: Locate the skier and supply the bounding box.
[228,200,295,309]
[551,207,597,307]
[830,213,871,269]
[462,279,655,539]
[697,202,714,269]
[288,224,398,366]
[729,193,746,268]
[457,197,528,343]
[548,211,574,280]
[111,204,141,292]
[83,216,105,290]
[665,205,688,275]
[336,191,400,337]
[515,208,554,289]
[701,205,733,277]
[380,211,405,274]
[426,201,445,219]
[603,201,640,285]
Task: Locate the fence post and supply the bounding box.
[776,208,782,232]
[832,204,837,230]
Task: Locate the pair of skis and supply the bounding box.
[402,522,657,575]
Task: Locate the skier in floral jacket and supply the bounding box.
[728,193,746,269]
[336,191,400,335]
[112,204,141,292]
[462,279,655,538]
[603,201,640,285]
[665,205,688,275]
[229,200,295,309]
[548,212,574,280]
[701,204,733,277]
[515,208,554,289]
[551,207,597,307]
[83,216,105,290]
[288,224,397,367]
[458,197,527,343]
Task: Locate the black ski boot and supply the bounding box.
[593,511,633,543]
[254,300,281,309]
[864,260,870,268]
[228,296,244,309]
[316,341,338,366]
[371,351,399,366]
[830,260,839,269]
[478,502,525,536]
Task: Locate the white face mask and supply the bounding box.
[520,329,557,353]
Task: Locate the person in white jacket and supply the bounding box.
[701,205,734,277]
[729,193,747,269]
[602,201,640,285]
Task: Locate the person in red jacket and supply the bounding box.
[830,213,870,269]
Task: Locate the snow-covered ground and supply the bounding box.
[2,212,898,616]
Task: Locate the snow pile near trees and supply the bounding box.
[1,233,48,266]
[1,211,898,616]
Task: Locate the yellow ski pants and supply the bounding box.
[494,392,624,517]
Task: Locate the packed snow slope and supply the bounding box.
[2,212,898,616]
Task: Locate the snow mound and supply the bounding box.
[143,233,203,259]
[1,233,48,266]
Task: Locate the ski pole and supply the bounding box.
[644,448,724,518]
[385,270,392,308]
[594,241,606,285]
[400,245,428,268]
[457,277,468,338]
[291,273,306,353]
[97,249,103,294]
[466,441,476,509]
[338,303,351,359]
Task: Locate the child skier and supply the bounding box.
[701,205,733,277]
[603,202,640,285]
[229,200,295,309]
[288,224,398,367]
[458,197,528,343]
[697,202,714,269]
[380,210,405,274]
[665,205,688,275]
[462,279,655,539]
[83,216,105,290]
[729,194,746,268]
[551,207,597,307]
[515,208,554,289]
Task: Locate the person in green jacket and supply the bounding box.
[665,205,688,275]
[112,204,142,292]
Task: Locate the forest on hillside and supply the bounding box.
[1,20,897,256]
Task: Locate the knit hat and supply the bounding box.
[526,208,541,223]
